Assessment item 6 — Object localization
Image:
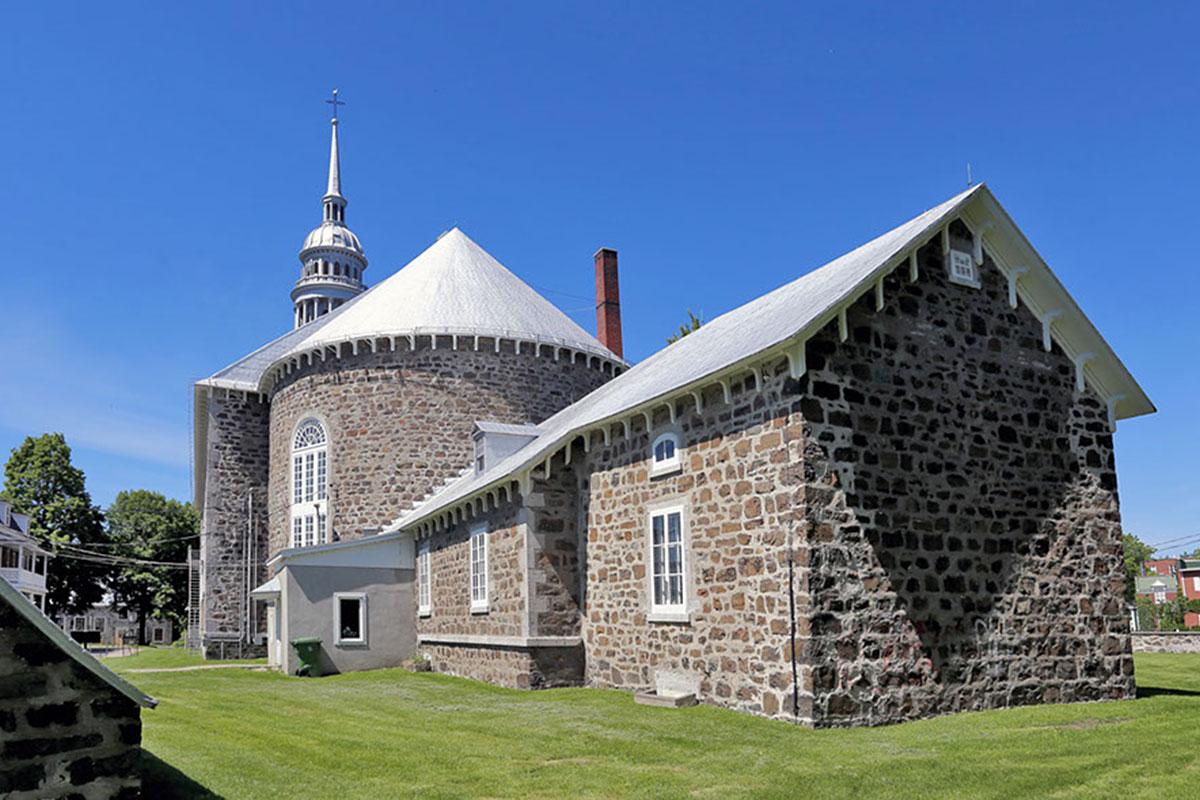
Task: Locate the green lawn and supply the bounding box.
[109,653,1200,799]
[100,646,265,671]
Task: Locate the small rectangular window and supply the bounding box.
[649,507,687,618]
[304,515,314,548]
[334,593,366,645]
[1193,576,1200,592]
[470,525,488,612]
[418,541,432,616]
[947,249,980,288]
[292,517,303,548]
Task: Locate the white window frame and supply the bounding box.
[946,248,981,288]
[333,592,367,645]
[647,504,689,622]
[418,539,432,617]
[291,417,329,548]
[650,432,682,477]
[469,523,489,614]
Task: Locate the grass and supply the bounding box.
[108,652,1200,799]
[99,646,266,671]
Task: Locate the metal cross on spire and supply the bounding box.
[326,88,345,121]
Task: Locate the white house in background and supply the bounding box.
[59,597,175,647]
[0,500,51,611]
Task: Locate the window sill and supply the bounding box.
[334,639,368,648]
[648,610,691,624]
[418,608,432,618]
[470,604,490,615]
[947,274,981,289]
[650,461,682,479]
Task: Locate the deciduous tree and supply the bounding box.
[106,490,198,644]
[1,433,107,615]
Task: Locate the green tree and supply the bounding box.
[1,433,107,615]
[105,490,198,644]
[666,310,703,345]
[1122,532,1154,602]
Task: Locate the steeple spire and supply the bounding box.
[292,90,367,329]
[327,117,342,198]
[325,88,344,198]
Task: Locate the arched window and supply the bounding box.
[651,432,681,477]
[291,418,329,548]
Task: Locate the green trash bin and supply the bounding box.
[291,637,322,677]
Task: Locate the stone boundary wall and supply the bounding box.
[1,602,142,799]
[421,642,583,689]
[1131,632,1200,653]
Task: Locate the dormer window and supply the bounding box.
[475,441,485,474]
[651,432,682,477]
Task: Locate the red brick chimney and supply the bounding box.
[594,247,623,358]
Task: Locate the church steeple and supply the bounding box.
[291,90,368,329]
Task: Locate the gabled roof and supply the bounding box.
[0,578,156,708]
[388,184,1154,534]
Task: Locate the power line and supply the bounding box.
[69,533,200,548]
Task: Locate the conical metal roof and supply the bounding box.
[201,227,620,393]
[283,227,615,362]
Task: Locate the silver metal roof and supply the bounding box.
[199,226,618,393]
[390,184,1155,531]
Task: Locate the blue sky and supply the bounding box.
[0,3,1195,552]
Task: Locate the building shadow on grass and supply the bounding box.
[142,750,225,799]
[1136,685,1200,699]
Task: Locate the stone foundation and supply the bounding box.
[421,642,584,689]
[201,639,267,661]
[1131,632,1200,653]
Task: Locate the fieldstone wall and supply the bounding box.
[580,373,804,718]
[422,642,583,689]
[1131,633,1200,653]
[1,602,143,799]
[527,461,585,638]
[797,229,1131,726]
[267,336,611,556]
[416,462,586,685]
[420,502,527,639]
[199,388,270,658]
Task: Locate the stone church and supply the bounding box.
[195,109,1154,726]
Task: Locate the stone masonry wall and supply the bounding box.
[581,374,805,718]
[200,389,270,657]
[527,461,585,638]
[420,502,527,639]
[422,642,583,689]
[1131,633,1200,653]
[267,337,611,556]
[1,602,142,799]
[798,228,1131,726]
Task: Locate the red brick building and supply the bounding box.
[1137,558,1200,627]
